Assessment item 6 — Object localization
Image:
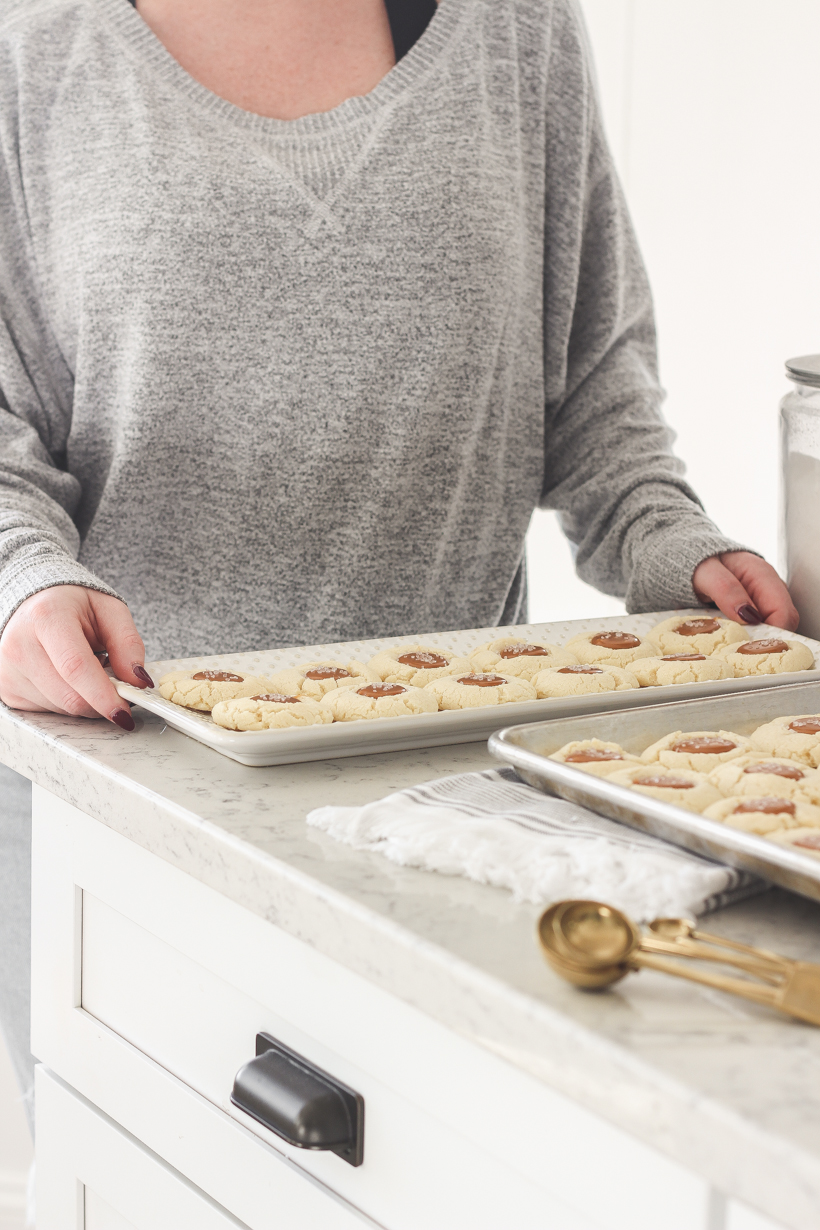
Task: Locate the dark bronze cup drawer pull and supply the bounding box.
[231,1032,364,1167]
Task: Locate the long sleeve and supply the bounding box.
[539,2,749,612]
[0,101,119,630]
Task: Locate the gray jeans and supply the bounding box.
[0,762,34,1137]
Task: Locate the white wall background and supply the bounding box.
[527,0,820,623]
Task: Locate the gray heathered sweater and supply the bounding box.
[0,0,745,660]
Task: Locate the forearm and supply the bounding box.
[585,483,752,613]
[543,346,752,610]
[0,503,121,635]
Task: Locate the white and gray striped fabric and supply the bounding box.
[307,768,761,922]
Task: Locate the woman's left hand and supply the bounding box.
[691,551,799,631]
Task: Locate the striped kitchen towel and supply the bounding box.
[307,767,762,921]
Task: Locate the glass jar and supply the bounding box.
[781,354,820,638]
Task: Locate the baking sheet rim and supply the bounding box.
[488,681,820,902]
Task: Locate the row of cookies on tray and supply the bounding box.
[158,647,544,730]
[550,713,820,860]
[156,614,815,731]
[156,615,815,731]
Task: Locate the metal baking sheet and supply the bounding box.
[113,609,820,767]
[488,680,820,904]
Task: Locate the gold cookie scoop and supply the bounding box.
[538,899,820,1025]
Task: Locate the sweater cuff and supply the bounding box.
[0,551,123,634]
[625,524,759,614]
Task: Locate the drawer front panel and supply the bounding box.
[81,891,577,1230]
[32,787,713,1230]
[36,1068,248,1230]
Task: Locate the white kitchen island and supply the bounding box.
[0,703,817,1230]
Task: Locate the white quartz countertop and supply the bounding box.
[2,703,819,1228]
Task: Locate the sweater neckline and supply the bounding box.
[97,0,465,139]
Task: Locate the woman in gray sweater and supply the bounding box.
[0,0,800,1154]
[0,0,797,727]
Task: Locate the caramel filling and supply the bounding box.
[661,654,707,662]
[670,736,737,755]
[789,718,820,735]
[252,694,300,704]
[736,639,789,655]
[192,670,244,683]
[397,652,448,670]
[590,632,641,650]
[635,776,695,789]
[305,666,351,680]
[457,674,506,687]
[743,762,803,780]
[676,618,720,636]
[357,683,406,699]
[565,749,625,764]
[499,643,547,659]
[734,797,796,815]
[557,665,603,675]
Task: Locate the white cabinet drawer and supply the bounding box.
[78,891,575,1230]
[32,787,714,1230]
[36,1067,247,1229]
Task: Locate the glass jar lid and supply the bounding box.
[786,355,820,387]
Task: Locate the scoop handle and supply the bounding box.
[640,934,790,984]
[633,951,778,1010]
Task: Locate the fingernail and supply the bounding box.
[132,664,154,688]
[111,708,136,732]
[737,604,762,625]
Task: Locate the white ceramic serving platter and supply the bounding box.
[114,609,820,767]
[113,607,820,762]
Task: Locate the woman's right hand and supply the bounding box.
[0,585,153,729]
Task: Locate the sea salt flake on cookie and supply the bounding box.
[211,694,332,731]
[367,644,474,687]
[424,672,536,709]
[265,660,377,700]
[647,614,749,656]
[629,654,733,687]
[750,715,820,767]
[607,765,721,813]
[717,638,815,677]
[549,739,641,777]
[469,637,578,680]
[158,669,270,711]
[640,729,749,772]
[703,795,820,834]
[564,630,658,667]
[709,755,820,804]
[320,681,438,721]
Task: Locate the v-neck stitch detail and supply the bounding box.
[99,0,467,226]
[246,97,399,214]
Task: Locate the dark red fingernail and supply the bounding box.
[111,708,135,732]
[737,604,762,625]
[133,664,154,688]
